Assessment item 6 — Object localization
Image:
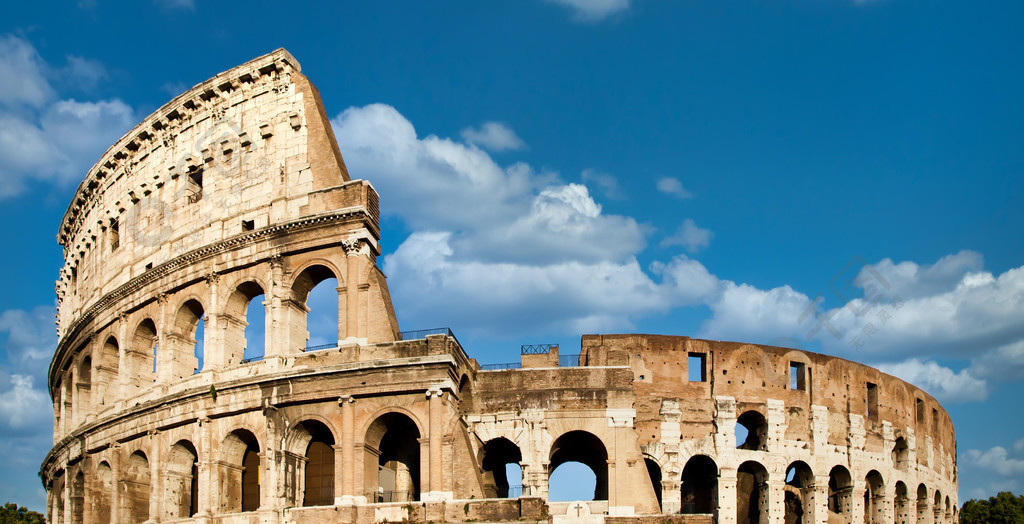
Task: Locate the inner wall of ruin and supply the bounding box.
[42,49,957,524]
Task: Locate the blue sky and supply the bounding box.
[1,0,1023,511]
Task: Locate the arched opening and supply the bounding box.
[915,484,930,523]
[737,460,768,524]
[291,265,339,350]
[784,461,813,524]
[645,457,663,512]
[225,281,266,364]
[458,374,472,414]
[52,474,65,524]
[131,319,158,388]
[71,470,85,524]
[681,455,718,515]
[481,437,523,498]
[296,420,336,507]
[76,357,92,423]
[893,437,910,471]
[95,462,113,524]
[221,429,261,513]
[827,465,853,521]
[62,370,73,432]
[171,299,204,377]
[894,482,910,524]
[736,411,768,450]
[944,495,951,522]
[933,490,942,522]
[365,412,420,502]
[123,451,151,523]
[98,337,119,406]
[164,440,199,519]
[549,430,608,501]
[864,470,885,524]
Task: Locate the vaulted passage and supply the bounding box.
[95,462,112,524]
[681,455,717,515]
[865,470,886,524]
[895,481,910,524]
[298,420,336,507]
[221,429,261,513]
[291,265,340,349]
[122,451,151,523]
[737,460,768,524]
[784,461,813,524]
[225,281,266,364]
[365,412,420,502]
[481,437,523,498]
[164,440,199,519]
[828,465,853,522]
[548,430,608,501]
[645,457,662,511]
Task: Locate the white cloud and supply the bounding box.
[0,306,56,369]
[656,177,694,199]
[460,121,526,152]
[662,218,713,253]
[963,445,1024,477]
[876,359,988,404]
[0,375,51,433]
[580,168,622,199]
[699,283,814,344]
[546,0,631,22]
[968,341,1024,384]
[0,36,135,198]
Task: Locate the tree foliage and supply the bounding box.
[0,503,44,524]
[960,492,1024,524]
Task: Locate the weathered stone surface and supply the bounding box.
[41,50,957,524]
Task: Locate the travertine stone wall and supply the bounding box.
[41,50,956,524]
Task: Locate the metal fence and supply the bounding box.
[303,342,338,352]
[480,362,522,370]
[521,343,558,355]
[399,327,463,349]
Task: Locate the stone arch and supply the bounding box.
[364,411,421,502]
[71,469,85,524]
[944,495,952,522]
[75,353,92,424]
[52,472,65,524]
[933,489,942,522]
[97,336,119,406]
[894,481,911,524]
[784,460,814,524]
[548,430,609,501]
[221,429,261,513]
[681,454,717,515]
[915,483,929,523]
[827,465,853,521]
[737,460,769,524]
[864,470,886,524]
[289,262,341,350]
[122,450,151,523]
[169,298,204,377]
[644,454,663,512]
[736,410,768,450]
[130,318,158,388]
[288,419,336,507]
[893,436,910,471]
[95,461,113,524]
[481,437,523,498]
[223,279,268,365]
[163,440,199,519]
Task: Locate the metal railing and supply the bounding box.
[399,327,462,349]
[480,362,522,370]
[240,355,264,364]
[303,341,338,352]
[521,343,558,355]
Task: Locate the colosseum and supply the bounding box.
[40,49,958,524]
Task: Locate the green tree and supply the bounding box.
[0,503,45,524]
[960,492,1024,524]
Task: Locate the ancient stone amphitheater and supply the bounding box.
[41,49,957,524]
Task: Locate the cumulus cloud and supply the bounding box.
[968,341,1024,384]
[963,444,1024,477]
[662,218,713,253]
[0,306,57,370]
[545,0,631,22]
[460,121,526,152]
[0,35,135,198]
[876,359,989,403]
[699,283,814,344]
[656,176,694,199]
[0,375,51,434]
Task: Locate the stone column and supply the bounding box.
[145,432,161,524]
[717,467,738,524]
[768,477,785,523]
[343,240,360,342]
[814,475,830,524]
[424,387,447,500]
[662,480,682,515]
[851,479,866,523]
[339,395,356,504]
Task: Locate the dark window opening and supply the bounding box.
[242,219,254,231]
[482,438,523,498]
[688,353,707,382]
[110,219,120,251]
[681,455,718,515]
[645,458,662,511]
[736,411,768,451]
[866,382,878,421]
[916,398,925,426]
[187,168,203,203]
[932,408,939,431]
[790,361,806,391]
[145,262,153,271]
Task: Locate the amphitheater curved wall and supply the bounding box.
[41,50,957,524]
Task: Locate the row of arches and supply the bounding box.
[54,263,343,435]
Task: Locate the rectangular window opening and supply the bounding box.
[916,398,925,425]
[688,352,706,382]
[187,167,204,203]
[866,382,878,421]
[242,219,255,232]
[790,361,807,390]
[932,408,939,430]
[110,218,120,251]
